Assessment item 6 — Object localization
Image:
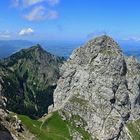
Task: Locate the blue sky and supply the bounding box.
[0,0,140,41]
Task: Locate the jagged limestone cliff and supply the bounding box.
[49,35,140,140]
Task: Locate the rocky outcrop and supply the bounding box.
[50,35,140,140]
[0,106,37,140]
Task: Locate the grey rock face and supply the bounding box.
[125,56,140,119]
[50,35,140,140]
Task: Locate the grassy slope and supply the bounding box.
[126,119,140,140]
[19,112,140,140]
[18,111,93,140]
[68,114,93,140]
[18,111,71,140]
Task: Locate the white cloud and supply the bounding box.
[23,0,44,7]
[11,0,60,7]
[19,28,34,36]
[123,36,140,42]
[0,30,11,38]
[11,0,60,21]
[24,6,58,21]
[24,0,60,6]
[24,6,46,21]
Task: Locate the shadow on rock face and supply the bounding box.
[0,123,14,140]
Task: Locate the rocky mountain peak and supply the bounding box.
[9,44,46,59]
[87,35,119,48]
[31,44,42,49]
[27,44,46,54]
[49,36,140,140]
[70,35,123,67]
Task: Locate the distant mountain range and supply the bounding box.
[120,40,140,61]
[0,40,34,58]
[0,39,140,61]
